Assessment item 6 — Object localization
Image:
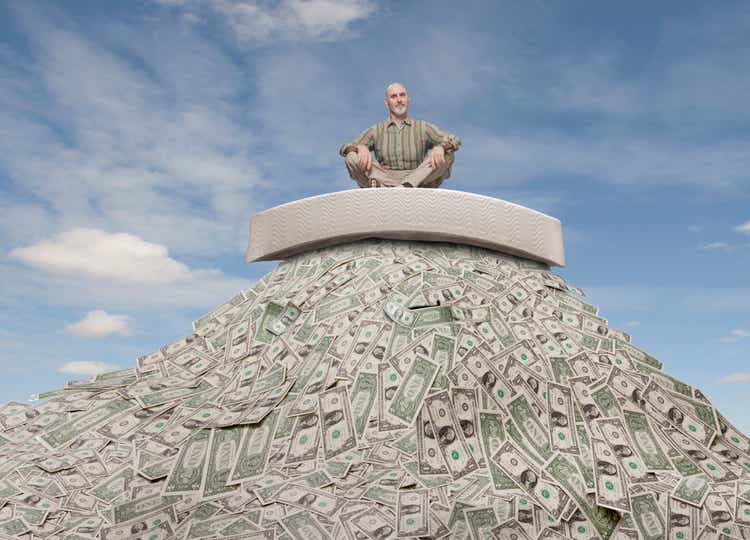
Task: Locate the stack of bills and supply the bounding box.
[1,238,747,540]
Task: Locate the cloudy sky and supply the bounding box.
[1,0,749,430]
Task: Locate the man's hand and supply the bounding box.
[356,144,372,171]
[430,145,445,168]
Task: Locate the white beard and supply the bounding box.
[392,105,407,116]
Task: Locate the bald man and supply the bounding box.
[339,83,461,188]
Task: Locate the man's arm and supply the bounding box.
[423,122,460,168]
[339,126,376,157]
[423,122,461,152]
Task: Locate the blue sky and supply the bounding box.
[1,0,749,431]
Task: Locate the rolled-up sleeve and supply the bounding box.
[339,126,376,157]
[423,122,461,152]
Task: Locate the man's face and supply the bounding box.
[384,84,409,118]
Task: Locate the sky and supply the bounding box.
[1,0,749,431]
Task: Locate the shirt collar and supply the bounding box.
[385,115,413,127]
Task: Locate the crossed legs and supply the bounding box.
[345,151,455,189]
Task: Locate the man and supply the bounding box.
[340,82,460,188]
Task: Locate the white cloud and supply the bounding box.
[699,241,750,252]
[4,229,253,310]
[625,321,640,328]
[718,373,750,384]
[687,225,702,233]
[156,0,377,43]
[66,310,132,338]
[0,6,265,257]
[720,329,750,343]
[57,361,122,376]
[10,229,193,285]
[0,259,254,312]
[734,220,750,234]
[701,242,730,250]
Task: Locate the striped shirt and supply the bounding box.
[340,116,461,171]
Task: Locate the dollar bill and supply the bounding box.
[351,506,398,538]
[717,411,750,454]
[630,492,666,540]
[378,362,408,432]
[253,469,332,505]
[667,496,697,540]
[672,473,711,508]
[621,409,673,472]
[113,494,180,524]
[397,489,430,537]
[461,349,516,409]
[242,380,294,424]
[163,429,210,495]
[593,417,654,483]
[465,506,500,540]
[490,518,532,540]
[337,320,384,377]
[289,357,332,417]
[90,466,137,504]
[133,380,214,409]
[491,440,570,518]
[362,485,397,506]
[349,364,378,439]
[314,294,363,323]
[507,394,553,463]
[450,387,485,466]
[573,422,596,491]
[285,412,320,465]
[544,453,620,540]
[423,390,480,480]
[319,385,358,460]
[479,410,516,491]
[661,428,738,483]
[279,510,332,540]
[431,333,456,389]
[590,437,631,513]
[547,381,579,455]
[416,411,449,476]
[39,398,132,449]
[201,426,243,498]
[642,381,715,447]
[589,381,623,419]
[387,355,440,426]
[274,484,346,518]
[254,302,285,344]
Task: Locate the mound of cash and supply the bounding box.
[3,238,749,540]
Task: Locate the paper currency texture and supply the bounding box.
[4,236,749,539]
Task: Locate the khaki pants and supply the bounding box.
[345,150,455,189]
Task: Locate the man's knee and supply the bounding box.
[422,150,455,171]
[345,151,363,172]
[438,150,456,171]
[345,152,372,188]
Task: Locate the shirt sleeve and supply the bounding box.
[423,122,461,152]
[339,126,376,157]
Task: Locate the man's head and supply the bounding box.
[384,82,409,119]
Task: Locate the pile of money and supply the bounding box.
[2,238,749,540]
